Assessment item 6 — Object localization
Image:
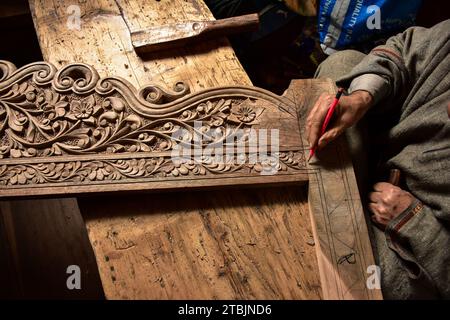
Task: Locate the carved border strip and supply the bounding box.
[292,80,383,300]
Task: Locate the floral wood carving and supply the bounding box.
[0,60,307,197]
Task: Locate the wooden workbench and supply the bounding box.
[19,0,379,299]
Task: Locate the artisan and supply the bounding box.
[307,19,449,299]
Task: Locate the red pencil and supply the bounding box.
[308,87,345,162]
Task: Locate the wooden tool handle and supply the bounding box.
[204,13,260,36]
[388,169,401,186]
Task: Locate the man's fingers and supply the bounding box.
[307,91,372,152]
[307,95,334,148]
[369,191,382,203]
[317,126,344,149]
[306,94,326,136]
[371,214,389,227]
[373,182,393,192]
[308,120,325,148]
[368,202,392,221]
[369,202,385,215]
[368,202,378,215]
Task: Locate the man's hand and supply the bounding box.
[306,90,373,151]
[369,182,416,228]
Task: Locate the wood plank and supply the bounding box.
[271,79,382,299]
[308,143,380,299]
[29,0,325,299]
[288,79,382,299]
[30,0,250,90]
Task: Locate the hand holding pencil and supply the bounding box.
[306,89,374,161]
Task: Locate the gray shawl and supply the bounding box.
[337,20,450,299]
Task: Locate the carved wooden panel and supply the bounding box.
[0,60,308,198]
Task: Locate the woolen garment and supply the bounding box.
[336,20,450,299]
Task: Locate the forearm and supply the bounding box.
[347,74,389,106]
[336,46,408,108]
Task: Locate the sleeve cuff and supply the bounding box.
[384,199,425,278]
[386,199,424,236]
[348,73,390,105]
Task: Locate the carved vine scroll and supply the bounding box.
[0,60,308,197]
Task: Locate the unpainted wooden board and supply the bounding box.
[284,79,382,299]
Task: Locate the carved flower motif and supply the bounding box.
[34,90,67,117]
[71,99,93,119]
[65,95,102,125]
[236,105,256,123]
[231,99,264,124]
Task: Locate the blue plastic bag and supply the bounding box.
[318,0,422,54]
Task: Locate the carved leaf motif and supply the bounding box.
[124,114,142,128]
[8,110,26,133]
[107,97,125,112]
[99,111,118,125]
